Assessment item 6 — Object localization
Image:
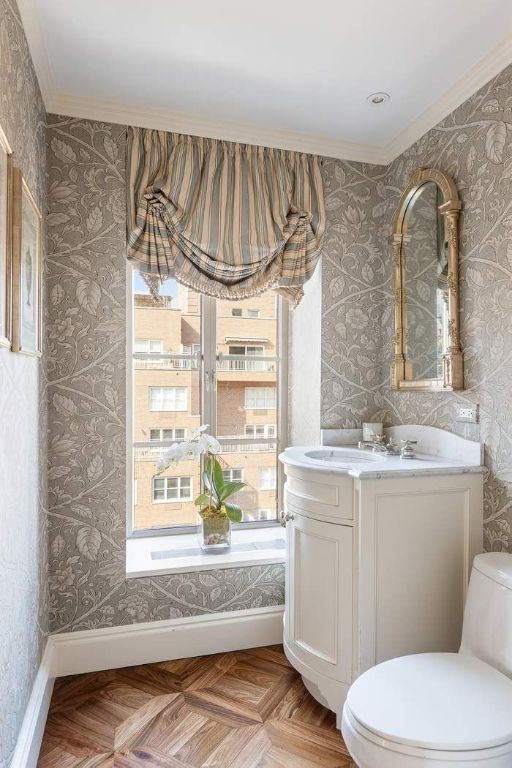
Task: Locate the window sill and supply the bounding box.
[126,526,286,578]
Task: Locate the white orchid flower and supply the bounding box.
[156,426,220,472]
[190,424,209,440]
[198,434,221,454]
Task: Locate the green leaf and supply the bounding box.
[219,480,245,502]
[225,502,243,523]
[202,471,219,505]
[212,458,225,494]
[194,493,210,507]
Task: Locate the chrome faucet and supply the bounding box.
[400,439,418,460]
[358,434,387,452]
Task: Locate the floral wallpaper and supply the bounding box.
[321,63,512,553]
[0,1,47,766]
[46,116,285,634]
[320,157,389,427]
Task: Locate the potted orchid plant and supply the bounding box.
[156,425,245,550]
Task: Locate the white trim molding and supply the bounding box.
[50,605,284,677]
[47,93,387,165]
[383,33,512,163]
[16,0,512,164]
[10,642,55,768]
[12,606,284,766]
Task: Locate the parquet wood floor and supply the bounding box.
[37,645,356,767]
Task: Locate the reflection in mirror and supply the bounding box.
[390,167,463,391]
[402,181,448,380]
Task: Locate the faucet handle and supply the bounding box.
[400,439,418,459]
[385,438,399,455]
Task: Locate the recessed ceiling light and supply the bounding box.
[366,92,390,105]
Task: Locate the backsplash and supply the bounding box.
[321,63,512,553]
[46,116,285,633]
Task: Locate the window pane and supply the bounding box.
[133,272,201,530]
[216,290,279,523]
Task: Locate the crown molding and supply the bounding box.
[17,0,512,166]
[382,33,512,164]
[47,92,389,164]
[16,0,56,105]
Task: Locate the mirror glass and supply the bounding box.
[402,181,449,381]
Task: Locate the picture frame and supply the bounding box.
[0,125,13,348]
[11,167,42,357]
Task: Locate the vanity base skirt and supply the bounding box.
[283,636,349,725]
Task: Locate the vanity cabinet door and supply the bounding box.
[286,512,353,683]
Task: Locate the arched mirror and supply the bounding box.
[390,168,463,391]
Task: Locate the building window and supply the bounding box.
[245,424,276,438]
[259,467,277,490]
[134,338,163,353]
[149,387,187,411]
[245,387,276,409]
[149,428,186,442]
[152,476,192,502]
[231,308,259,318]
[222,468,244,482]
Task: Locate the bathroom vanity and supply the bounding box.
[279,426,484,721]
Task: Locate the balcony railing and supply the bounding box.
[133,353,276,373]
[134,354,199,370]
[219,441,276,453]
[217,359,276,372]
[133,437,277,461]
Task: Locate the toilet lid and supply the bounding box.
[346,653,512,751]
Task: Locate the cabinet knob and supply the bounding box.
[279,511,295,526]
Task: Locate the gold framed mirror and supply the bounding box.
[390,167,463,391]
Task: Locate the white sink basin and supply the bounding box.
[304,448,380,464]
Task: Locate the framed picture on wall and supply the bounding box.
[12,167,42,356]
[0,125,13,348]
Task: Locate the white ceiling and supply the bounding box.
[19,0,512,163]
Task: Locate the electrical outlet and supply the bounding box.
[456,405,479,424]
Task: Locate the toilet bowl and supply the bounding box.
[341,553,512,768]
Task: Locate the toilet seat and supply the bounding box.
[345,653,512,752]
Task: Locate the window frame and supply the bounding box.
[149,427,187,442]
[259,466,277,491]
[126,264,288,539]
[152,475,193,503]
[244,387,277,409]
[222,468,244,482]
[148,386,188,412]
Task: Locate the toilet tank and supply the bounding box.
[460,553,512,679]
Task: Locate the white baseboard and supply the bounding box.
[50,604,285,677]
[10,641,54,768]
[11,605,284,766]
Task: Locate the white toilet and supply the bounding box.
[342,553,512,768]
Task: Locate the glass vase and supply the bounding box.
[198,514,231,551]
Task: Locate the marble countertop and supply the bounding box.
[279,445,485,479]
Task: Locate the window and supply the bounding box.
[152,476,192,502]
[259,467,277,490]
[149,387,187,411]
[245,387,276,409]
[222,468,244,482]
[134,339,163,353]
[149,428,186,442]
[130,269,287,534]
[245,424,276,438]
[231,308,259,318]
[181,343,200,354]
